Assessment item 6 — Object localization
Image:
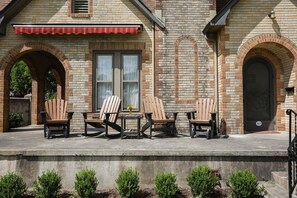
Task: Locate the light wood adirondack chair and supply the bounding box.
[142,96,178,138]
[83,95,121,137]
[40,99,74,139]
[186,98,217,139]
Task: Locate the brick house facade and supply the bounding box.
[0,0,296,134]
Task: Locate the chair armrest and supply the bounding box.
[210,112,217,121]
[173,112,178,120]
[144,112,153,121]
[82,111,100,119]
[166,112,178,120]
[40,111,47,122]
[185,111,196,120]
[67,112,74,120]
[104,112,118,121]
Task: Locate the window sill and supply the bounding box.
[70,13,91,18]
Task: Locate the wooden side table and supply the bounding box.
[120,114,143,139]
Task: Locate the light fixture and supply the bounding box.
[268,10,276,19]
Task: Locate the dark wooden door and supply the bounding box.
[243,58,275,132]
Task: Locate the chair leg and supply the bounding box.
[171,122,177,136]
[106,125,109,137]
[67,123,70,137]
[47,128,51,139]
[149,121,152,139]
[44,124,47,138]
[63,127,67,138]
[65,125,69,138]
[84,122,87,136]
[189,122,194,138]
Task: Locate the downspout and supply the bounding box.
[214,33,219,124]
[207,33,220,125]
[152,23,156,96]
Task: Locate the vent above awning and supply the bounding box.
[12,24,143,35]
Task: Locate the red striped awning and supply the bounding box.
[12,24,142,35]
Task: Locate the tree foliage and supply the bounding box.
[45,70,57,100]
[10,60,32,97]
[10,60,57,99]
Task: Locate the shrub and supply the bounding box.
[33,170,62,198]
[116,168,139,198]
[154,172,178,198]
[74,169,98,198]
[9,112,24,128]
[227,169,267,198]
[0,172,26,198]
[187,165,220,198]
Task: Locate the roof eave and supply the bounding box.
[202,0,239,37]
[0,0,32,36]
[129,0,166,31]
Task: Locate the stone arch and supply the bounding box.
[244,48,286,131]
[234,34,297,132]
[175,35,198,104]
[0,42,71,132]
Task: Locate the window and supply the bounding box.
[95,52,140,111]
[72,0,89,13]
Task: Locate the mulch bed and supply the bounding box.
[23,187,231,198]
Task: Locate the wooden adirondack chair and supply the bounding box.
[40,99,74,139]
[142,96,178,138]
[83,95,121,138]
[186,98,217,139]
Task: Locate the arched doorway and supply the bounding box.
[243,57,276,132]
[0,42,70,132]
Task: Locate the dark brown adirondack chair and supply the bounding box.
[186,98,217,139]
[142,96,178,138]
[40,99,74,139]
[83,95,121,138]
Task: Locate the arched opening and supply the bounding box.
[0,42,69,132]
[9,60,32,128]
[243,57,276,132]
[233,34,297,133]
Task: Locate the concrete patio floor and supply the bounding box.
[0,125,290,156]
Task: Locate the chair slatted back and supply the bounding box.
[99,96,121,123]
[143,96,166,120]
[45,99,67,120]
[195,98,216,121]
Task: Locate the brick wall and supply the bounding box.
[155,0,215,133]
[0,0,153,132]
[218,0,297,133]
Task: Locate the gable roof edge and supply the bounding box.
[129,0,166,31]
[202,0,239,36]
[0,0,166,36]
[0,0,32,35]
